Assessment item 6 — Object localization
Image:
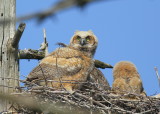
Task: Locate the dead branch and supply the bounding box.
[19,48,113,69]
[39,28,49,56]
[74,92,110,109]
[19,49,45,60]
[16,0,103,22]
[0,93,89,114]
[12,23,26,48]
[154,67,160,88]
[0,0,104,25]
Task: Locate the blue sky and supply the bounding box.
[17,0,160,96]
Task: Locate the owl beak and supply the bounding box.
[80,39,86,46]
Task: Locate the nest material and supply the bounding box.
[10,80,160,114]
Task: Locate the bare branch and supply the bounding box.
[0,0,105,25]
[19,49,112,69]
[0,93,86,114]
[39,29,49,56]
[19,49,44,60]
[12,23,26,48]
[74,92,110,109]
[154,67,160,88]
[16,0,103,22]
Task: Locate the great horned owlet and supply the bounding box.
[112,61,146,96]
[86,67,110,91]
[27,30,99,93]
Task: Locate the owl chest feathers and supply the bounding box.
[28,47,94,82]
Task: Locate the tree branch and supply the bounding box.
[19,48,113,69]
[0,0,106,25]
[16,0,103,22]
[12,23,26,48]
[19,49,44,60]
[154,67,160,88]
[39,29,49,56]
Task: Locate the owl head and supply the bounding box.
[113,61,139,79]
[69,30,98,57]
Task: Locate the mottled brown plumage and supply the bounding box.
[112,61,145,96]
[27,31,99,93]
[87,68,110,90]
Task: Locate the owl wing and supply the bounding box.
[87,68,110,90]
[112,78,127,93]
[128,77,144,94]
[27,47,83,82]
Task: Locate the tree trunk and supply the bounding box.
[0,0,18,112]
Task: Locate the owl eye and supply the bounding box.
[86,36,90,42]
[76,36,81,41]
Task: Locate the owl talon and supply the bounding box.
[65,88,75,94]
[68,90,75,94]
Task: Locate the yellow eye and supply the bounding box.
[76,36,81,41]
[86,36,90,42]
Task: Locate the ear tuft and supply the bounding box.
[88,30,93,34]
[74,30,80,34]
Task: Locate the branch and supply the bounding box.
[74,92,110,109]
[0,0,119,25]
[19,49,44,60]
[19,48,113,69]
[39,29,49,56]
[12,23,26,48]
[154,67,160,88]
[0,93,84,114]
[16,0,103,22]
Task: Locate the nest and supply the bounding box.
[9,80,160,114]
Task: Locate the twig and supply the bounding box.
[136,109,156,114]
[13,79,160,113]
[74,92,110,109]
[39,29,49,56]
[12,23,26,48]
[154,67,160,88]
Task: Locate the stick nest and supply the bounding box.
[10,80,160,114]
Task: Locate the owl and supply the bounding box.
[27,30,98,93]
[57,43,111,91]
[112,61,146,96]
[84,67,111,91]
